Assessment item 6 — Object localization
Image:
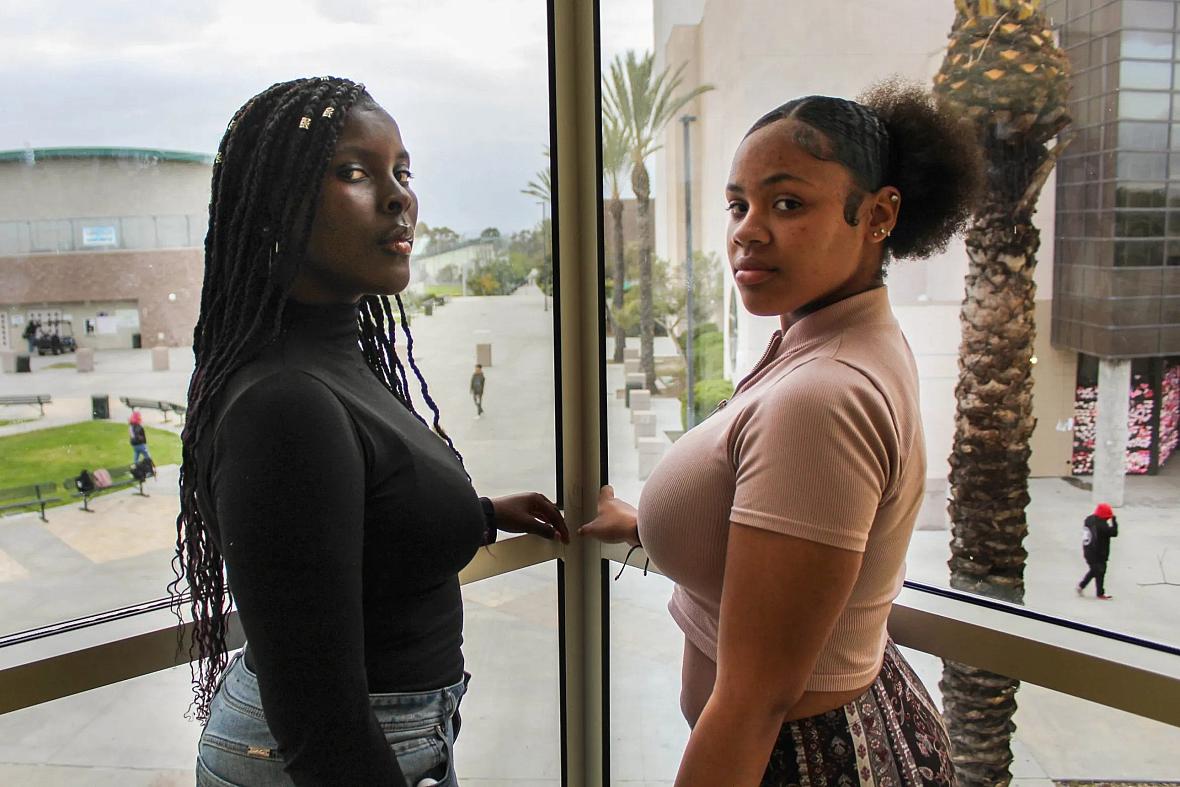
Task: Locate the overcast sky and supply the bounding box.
[0,0,652,235]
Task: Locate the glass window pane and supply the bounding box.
[0,2,557,634]
[0,566,562,782]
[1117,182,1168,206]
[1118,120,1169,147]
[1122,30,1172,59]
[1117,151,1168,178]
[897,646,1180,784]
[1116,210,1165,237]
[1119,91,1171,120]
[1123,0,1175,30]
[1121,59,1173,89]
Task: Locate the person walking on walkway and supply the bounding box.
[470,363,485,417]
[1078,502,1119,599]
[22,319,38,354]
[128,411,151,465]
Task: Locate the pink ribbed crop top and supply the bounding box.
[636,287,925,692]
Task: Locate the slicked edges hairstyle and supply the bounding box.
[171,76,462,722]
[746,78,983,263]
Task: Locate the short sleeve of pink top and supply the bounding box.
[636,287,925,693]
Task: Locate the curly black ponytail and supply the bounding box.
[860,78,983,260]
[746,78,983,263]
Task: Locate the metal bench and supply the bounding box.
[119,396,187,422]
[0,483,61,523]
[64,465,151,513]
[0,394,53,415]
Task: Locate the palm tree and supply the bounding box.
[521,147,551,204]
[932,1,1070,784]
[602,108,631,363]
[605,50,712,392]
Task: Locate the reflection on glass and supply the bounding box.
[1116,210,1165,237]
[1120,60,1172,90]
[1117,151,1168,179]
[1118,120,1169,148]
[1122,30,1172,60]
[1116,181,1168,207]
[0,1,555,638]
[1118,91,1170,121]
[1123,0,1175,30]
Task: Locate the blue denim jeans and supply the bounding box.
[196,651,466,786]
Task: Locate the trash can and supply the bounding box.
[15,354,31,373]
[131,333,142,349]
[91,394,110,420]
[424,301,434,316]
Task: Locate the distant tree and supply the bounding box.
[606,49,713,391]
[521,146,552,204]
[480,227,501,239]
[603,106,631,363]
[428,225,460,251]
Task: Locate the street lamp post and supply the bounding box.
[681,114,697,428]
[539,200,549,312]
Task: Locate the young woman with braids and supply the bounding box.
[174,76,567,787]
[581,80,981,785]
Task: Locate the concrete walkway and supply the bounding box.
[0,288,1178,784]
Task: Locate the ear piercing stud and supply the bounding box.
[889,194,899,203]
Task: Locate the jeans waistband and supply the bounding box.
[221,651,468,729]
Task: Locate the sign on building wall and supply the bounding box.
[82,226,117,247]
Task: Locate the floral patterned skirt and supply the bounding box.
[761,640,957,787]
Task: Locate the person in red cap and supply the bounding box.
[128,410,151,466]
[1078,502,1119,599]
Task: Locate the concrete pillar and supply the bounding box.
[0,350,16,373]
[76,347,95,372]
[1093,357,1131,508]
[624,358,641,376]
[151,346,170,371]
[624,347,640,362]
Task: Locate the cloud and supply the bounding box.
[0,0,652,234]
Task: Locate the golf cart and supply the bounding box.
[35,319,77,355]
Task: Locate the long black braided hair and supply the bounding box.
[170,76,462,722]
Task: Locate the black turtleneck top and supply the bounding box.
[195,300,488,786]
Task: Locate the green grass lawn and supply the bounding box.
[424,283,462,297]
[0,422,182,489]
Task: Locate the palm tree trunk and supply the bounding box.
[610,196,626,363]
[943,199,1040,787]
[633,161,657,392]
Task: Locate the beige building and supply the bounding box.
[0,148,211,349]
[650,0,1076,486]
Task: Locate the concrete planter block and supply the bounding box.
[629,389,651,414]
[151,346,170,371]
[624,348,640,361]
[76,347,95,372]
[624,373,645,406]
[633,411,657,446]
[0,351,15,374]
[636,437,665,480]
[624,358,641,376]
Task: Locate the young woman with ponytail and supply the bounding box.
[581,79,981,785]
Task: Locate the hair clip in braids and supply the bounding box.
[322,107,335,118]
[298,116,312,130]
